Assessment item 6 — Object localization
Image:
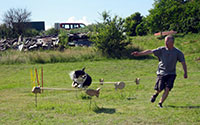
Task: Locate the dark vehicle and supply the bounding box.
[59,23,86,30]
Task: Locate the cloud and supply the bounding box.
[45,25,53,30]
[66,16,91,25]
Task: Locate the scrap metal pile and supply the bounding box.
[0,33,93,51]
[0,35,59,51]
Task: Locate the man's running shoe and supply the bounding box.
[150,93,158,103]
[158,103,163,108]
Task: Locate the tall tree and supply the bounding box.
[3,8,31,37]
[136,17,148,36]
[147,0,200,34]
[124,12,143,36]
[147,0,173,35]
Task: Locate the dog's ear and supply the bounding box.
[82,67,85,71]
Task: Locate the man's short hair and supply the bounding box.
[165,35,174,43]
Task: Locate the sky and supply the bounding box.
[0,0,154,30]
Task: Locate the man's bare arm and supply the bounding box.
[131,50,153,56]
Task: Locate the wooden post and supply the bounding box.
[89,98,92,110]
[35,93,37,107]
[35,68,40,86]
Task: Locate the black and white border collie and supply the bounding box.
[69,67,92,88]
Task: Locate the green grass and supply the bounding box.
[0,47,105,64]
[0,33,200,124]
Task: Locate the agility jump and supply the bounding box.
[30,67,140,107]
[30,67,101,107]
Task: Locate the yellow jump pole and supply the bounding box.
[30,69,36,87]
[30,69,33,87]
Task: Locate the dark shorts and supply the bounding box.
[154,74,176,91]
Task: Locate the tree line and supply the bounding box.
[124,0,200,36]
[0,0,199,57]
[0,0,199,39]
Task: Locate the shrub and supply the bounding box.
[0,24,12,39]
[90,11,130,58]
[42,28,59,36]
[24,29,40,37]
[58,29,69,49]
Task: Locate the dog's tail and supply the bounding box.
[69,71,75,80]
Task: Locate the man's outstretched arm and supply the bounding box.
[131,50,153,56]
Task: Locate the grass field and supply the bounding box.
[0,34,200,124]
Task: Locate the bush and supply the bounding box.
[24,29,40,37]
[58,29,69,49]
[0,24,12,39]
[90,11,130,58]
[42,28,59,36]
